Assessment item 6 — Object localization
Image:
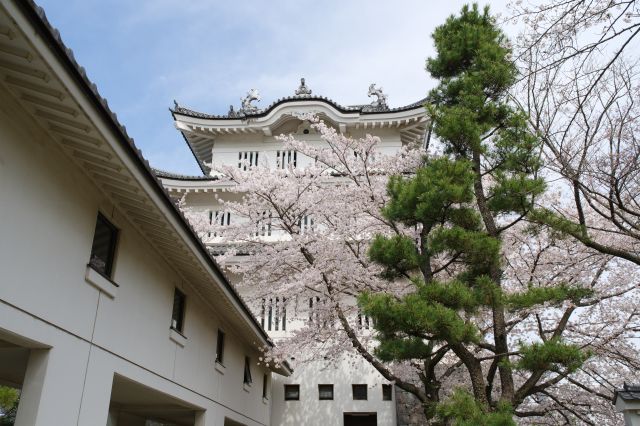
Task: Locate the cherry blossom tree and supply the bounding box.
[179,114,639,424]
[510,0,640,265]
[175,4,640,424]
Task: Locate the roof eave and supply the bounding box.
[11,0,273,349]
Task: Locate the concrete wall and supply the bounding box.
[0,81,271,425]
[271,357,396,426]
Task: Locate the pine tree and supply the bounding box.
[360,4,592,422]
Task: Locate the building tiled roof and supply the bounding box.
[613,383,640,404]
[152,168,218,181]
[172,94,428,120]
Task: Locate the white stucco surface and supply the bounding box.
[0,50,273,426]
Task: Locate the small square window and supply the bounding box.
[243,356,252,385]
[318,384,333,400]
[382,384,392,401]
[171,288,186,333]
[284,384,300,401]
[215,329,225,364]
[352,384,367,400]
[89,213,118,278]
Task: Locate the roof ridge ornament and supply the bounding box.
[366,83,389,111]
[294,77,312,96]
[239,88,261,114]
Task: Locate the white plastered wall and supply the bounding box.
[0,79,272,425]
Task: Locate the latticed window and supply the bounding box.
[209,210,231,237]
[298,215,314,234]
[238,151,259,170]
[357,309,371,330]
[261,297,287,331]
[277,150,297,169]
[255,211,272,237]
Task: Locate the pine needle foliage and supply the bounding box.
[359,3,591,422]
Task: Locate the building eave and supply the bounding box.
[173,98,429,169]
[2,0,277,356]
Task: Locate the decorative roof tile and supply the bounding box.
[172,95,428,120]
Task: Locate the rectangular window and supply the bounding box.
[215,329,225,364]
[171,288,186,333]
[89,213,118,278]
[239,151,259,170]
[284,384,300,401]
[382,384,392,401]
[277,150,297,169]
[255,211,272,237]
[243,356,253,385]
[318,384,334,400]
[282,296,287,331]
[262,374,269,399]
[298,215,314,234]
[352,384,367,400]
[358,310,370,330]
[261,297,287,331]
[210,211,231,237]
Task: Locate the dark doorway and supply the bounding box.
[344,412,377,426]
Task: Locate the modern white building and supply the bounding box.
[0,1,290,425]
[159,81,429,426]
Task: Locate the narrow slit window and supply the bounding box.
[282,297,287,331]
[89,213,118,278]
[243,356,253,385]
[216,329,225,364]
[171,288,186,333]
[262,374,269,399]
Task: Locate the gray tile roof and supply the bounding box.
[172,95,428,120]
[614,383,640,404]
[152,168,218,181]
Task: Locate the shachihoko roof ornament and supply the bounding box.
[365,83,389,111]
[240,88,261,114]
[294,77,312,96]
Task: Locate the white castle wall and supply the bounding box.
[170,121,409,426]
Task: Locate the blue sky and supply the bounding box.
[37,0,509,175]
